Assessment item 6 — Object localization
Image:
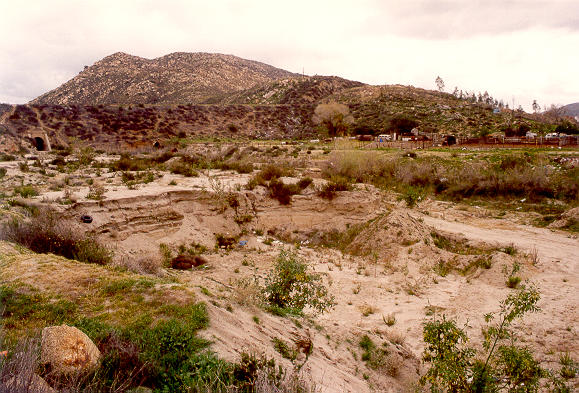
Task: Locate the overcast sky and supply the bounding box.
[1,0,578,111]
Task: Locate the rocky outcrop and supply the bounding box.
[40,325,101,375]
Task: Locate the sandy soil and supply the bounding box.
[1,161,577,392]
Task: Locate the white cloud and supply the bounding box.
[0,0,577,110]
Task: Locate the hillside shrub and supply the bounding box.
[169,161,198,177]
[0,209,112,265]
[317,177,352,200]
[268,178,296,205]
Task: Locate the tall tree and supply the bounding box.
[312,102,354,137]
[435,76,445,92]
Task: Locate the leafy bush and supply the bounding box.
[421,284,547,392]
[0,168,6,179]
[263,250,335,315]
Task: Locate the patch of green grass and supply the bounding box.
[0,286,78,340]
[433,260,451,277]
[199,286,212,297]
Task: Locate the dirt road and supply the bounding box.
[415,213,578,272]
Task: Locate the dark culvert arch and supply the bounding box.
[34,137,46,151]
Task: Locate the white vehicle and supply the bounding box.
[545,133,559,139]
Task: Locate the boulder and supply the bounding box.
[41,325,101,375]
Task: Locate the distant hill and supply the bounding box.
[31,52,299,105]
[0,51,560,153]
[562,102,579,117]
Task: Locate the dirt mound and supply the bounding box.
[347,210,431,256]
[548,206,579,230]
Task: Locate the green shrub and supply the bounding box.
[507,276,521,289]
[503,261,521,288]
[400,186,422,208]
[18,162,29,172]
[263,250,335,315]
[502,244,518,256]
[159,243,172,267]
[110,154,151,172]
[0,168,6,179]
[13,185,38,198]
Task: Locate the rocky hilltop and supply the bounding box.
[31,52,299,105]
